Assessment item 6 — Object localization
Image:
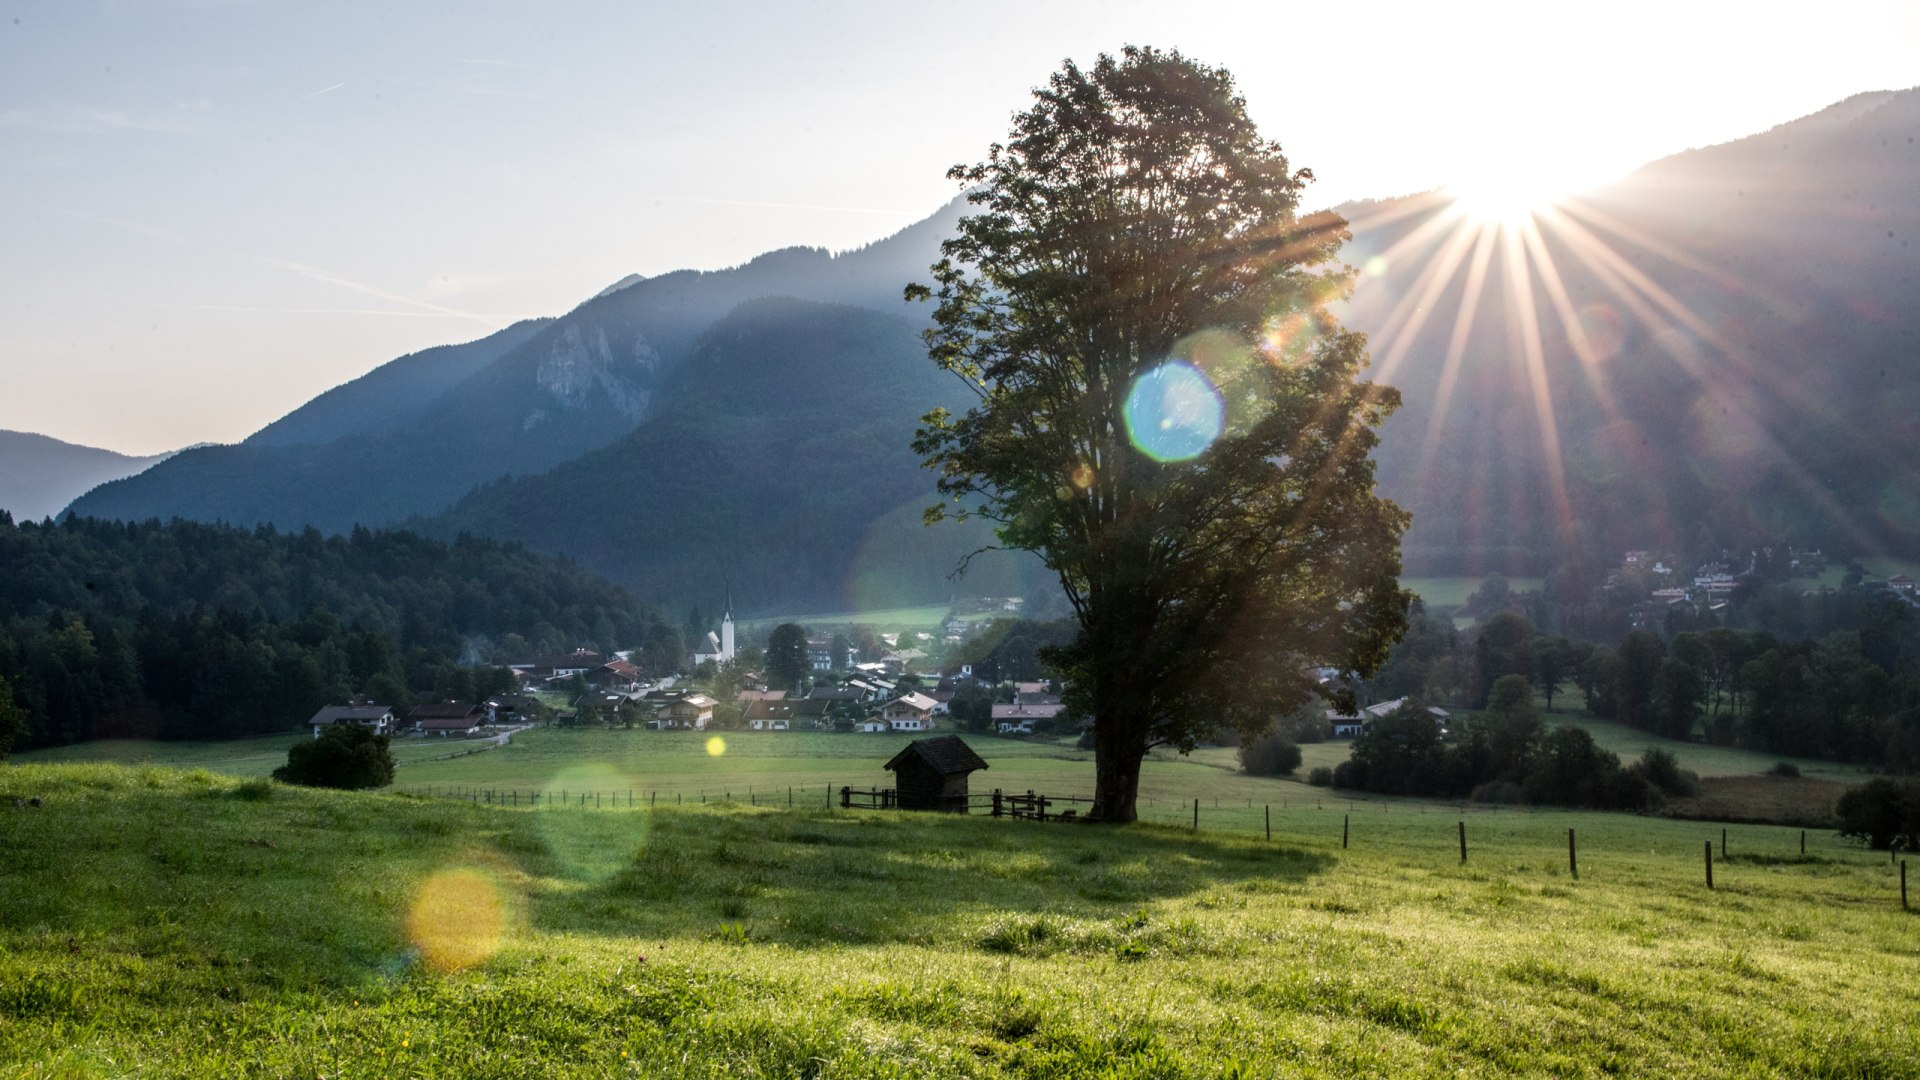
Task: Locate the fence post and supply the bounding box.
[840,786,851,810]
[1459,820,1467,864]
[1705,840,1714,889]
[1569,828,1578,881]
[1343,814,1349,849]
[1721,827,1727,859]
[993,788,1003,818]
[1800,830,1805,856]
[1265,805,1271,842]
[788,786,793,808]
[1192,798,1199,833]
[1902,860,1908,911]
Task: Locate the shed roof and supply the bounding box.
[884,735,989,777]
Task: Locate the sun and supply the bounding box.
[1444,154,1614,226]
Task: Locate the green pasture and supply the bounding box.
[1857,555,1920,582]
[1400,576,1542,609]
[734,604,978,638]
[12,731,499,779]
[1538,712,1873,783]
[2,762,1915,1077]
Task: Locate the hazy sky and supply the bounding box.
[4,0,1918,455]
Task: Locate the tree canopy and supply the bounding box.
[765,623,810,692]
[909,46,1410,821]
[272,724,395,790]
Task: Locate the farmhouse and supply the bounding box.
[408,703,485,737]
[307,704,393,738]
[882,692,939,732]
[1328,697,1451,738]
[644,689,715,730]
[991,701,1066,734]
[883,735,989,812]
[744,698,795,731]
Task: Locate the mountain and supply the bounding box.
[60,89,1920,605]
[66,199,971,537]
[1336,87,1920,573]
[414,296,1040,613]
[0,431,173,522]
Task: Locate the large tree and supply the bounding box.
[909,47,1410,821]
[765,623,810,692]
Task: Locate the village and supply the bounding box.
[303,598,1075,746]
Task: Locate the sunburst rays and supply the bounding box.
[1343,179,1889,562]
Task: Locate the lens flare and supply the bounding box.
[705,736,727,757]
[1123,362,1223,462]
[407,868,506,973]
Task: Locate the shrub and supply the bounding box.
[1237,733,1302,777]
[1630,747,1701,797]
[1306,766,1334,787]
[272,724,395,790]
[1835,777,1920,850]
[1767,761,1802,778]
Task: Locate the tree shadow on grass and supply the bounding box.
[517,804,1334,955]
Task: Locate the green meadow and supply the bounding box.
[2,762,1916,1078]
[1399,577,1543,610]
[12,731,502,779]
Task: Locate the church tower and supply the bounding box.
[720,590,735,662]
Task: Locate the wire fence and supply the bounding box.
[393,779,1912,912]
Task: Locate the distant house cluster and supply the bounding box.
[1323,697,1451,739]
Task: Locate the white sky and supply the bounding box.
[3,0,1917,455]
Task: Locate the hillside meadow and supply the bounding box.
[3,761,1917,1077]
[19,715,1871,832]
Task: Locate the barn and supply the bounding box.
[883,735,989,812]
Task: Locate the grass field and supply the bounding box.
[2,762,1915,1077]
[734,604,999,639]
[24,711,1865,832]
[12,731,502,779]
[1400,577,1543,609]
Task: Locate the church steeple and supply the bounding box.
[720,588,735,661]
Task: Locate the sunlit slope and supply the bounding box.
[3,763,1915,1076]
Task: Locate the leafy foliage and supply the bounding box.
[1835,777,1920,850]
[764,624,810,692]
[910,47,1409,820]
[1236,732,1302,777]
[271,724,395,789]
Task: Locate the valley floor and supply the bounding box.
[1,764,1914,1077]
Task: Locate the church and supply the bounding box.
[689,594,736,668]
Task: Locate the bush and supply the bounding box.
[1630,747,1701,797]
[1767,761,1802,778]
[1237,733,1302,777]
[1836,777,1920,850]
[273,724,395,790]
[1306,766,1334,787]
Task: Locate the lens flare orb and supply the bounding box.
[705,736,727,757]
[406,868,507,973]
[1123,362,1224,462]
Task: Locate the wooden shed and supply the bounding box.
[883,735,989,812]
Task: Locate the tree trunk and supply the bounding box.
[1089,735,1145,822]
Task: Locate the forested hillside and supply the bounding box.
[417,296,1044,613]
[0,515,679,750]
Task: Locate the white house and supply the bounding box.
[882,692,938,732]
